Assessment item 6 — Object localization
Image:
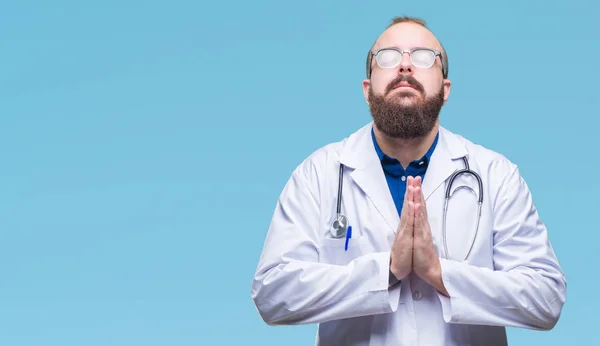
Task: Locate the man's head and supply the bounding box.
[362,17,451,139]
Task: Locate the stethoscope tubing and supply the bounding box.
[332,156,484,262]
[442,157,483,261]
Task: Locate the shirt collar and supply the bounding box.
[371,127,439,167]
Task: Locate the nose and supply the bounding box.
[398,52,413,75]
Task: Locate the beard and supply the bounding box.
[368,75,445,139]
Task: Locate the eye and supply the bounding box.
[376,49,401,67]
[411,49,435,67]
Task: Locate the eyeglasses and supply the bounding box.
[367,47,447,79]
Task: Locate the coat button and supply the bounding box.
[412,290,422,301]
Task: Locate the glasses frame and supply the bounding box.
[366,47,448,79]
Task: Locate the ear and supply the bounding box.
[442,78,451,105]
[362,79,371,104]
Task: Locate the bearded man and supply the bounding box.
[251,16,566,346]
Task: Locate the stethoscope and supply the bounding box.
[331,156,484,262]
[331,163,350,238]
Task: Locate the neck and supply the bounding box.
[373,122,439,168]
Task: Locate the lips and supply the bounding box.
[386,77,424,95]
[394,81,417,90]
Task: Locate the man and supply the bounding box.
[250,16,566,346]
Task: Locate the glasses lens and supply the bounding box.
[411,49,436,68]
[375,49,401,68]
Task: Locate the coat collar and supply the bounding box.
[338,122,468,232]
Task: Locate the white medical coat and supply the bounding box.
[251,123,566,346]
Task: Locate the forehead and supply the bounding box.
[373,23,441,51]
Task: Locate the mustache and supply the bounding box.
[385,75,425,94]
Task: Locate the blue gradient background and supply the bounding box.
[0,0,596,345]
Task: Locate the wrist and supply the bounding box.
[426,259,449,296]
[388,269,401,289]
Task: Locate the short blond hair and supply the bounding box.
[366,16,448,79]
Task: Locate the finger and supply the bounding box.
[412,178,427,219]
[396,186,412,238]
[416,202,432,243]
[404,184,414,215]
[407,200,415,229]
[404,183,412,203]
[413,184,422,210]
[417,180,428,219]
[400,185,411,223]
[413,201,421,237]
[399,187,413,233]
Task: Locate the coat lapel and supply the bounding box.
[422,127,468,201]
[339,124,399,233]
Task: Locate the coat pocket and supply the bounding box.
[318,236,368,265]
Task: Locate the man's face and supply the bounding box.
[362,22,451,139]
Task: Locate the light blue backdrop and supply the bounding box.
[0,0,596,345]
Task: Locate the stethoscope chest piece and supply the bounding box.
[331,214,348,238]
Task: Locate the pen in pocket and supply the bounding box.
[344,226,352,251]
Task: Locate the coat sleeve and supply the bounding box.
[250,166,401,326]
[437,161,567,330]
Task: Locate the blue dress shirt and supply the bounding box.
[371,128,439,216]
